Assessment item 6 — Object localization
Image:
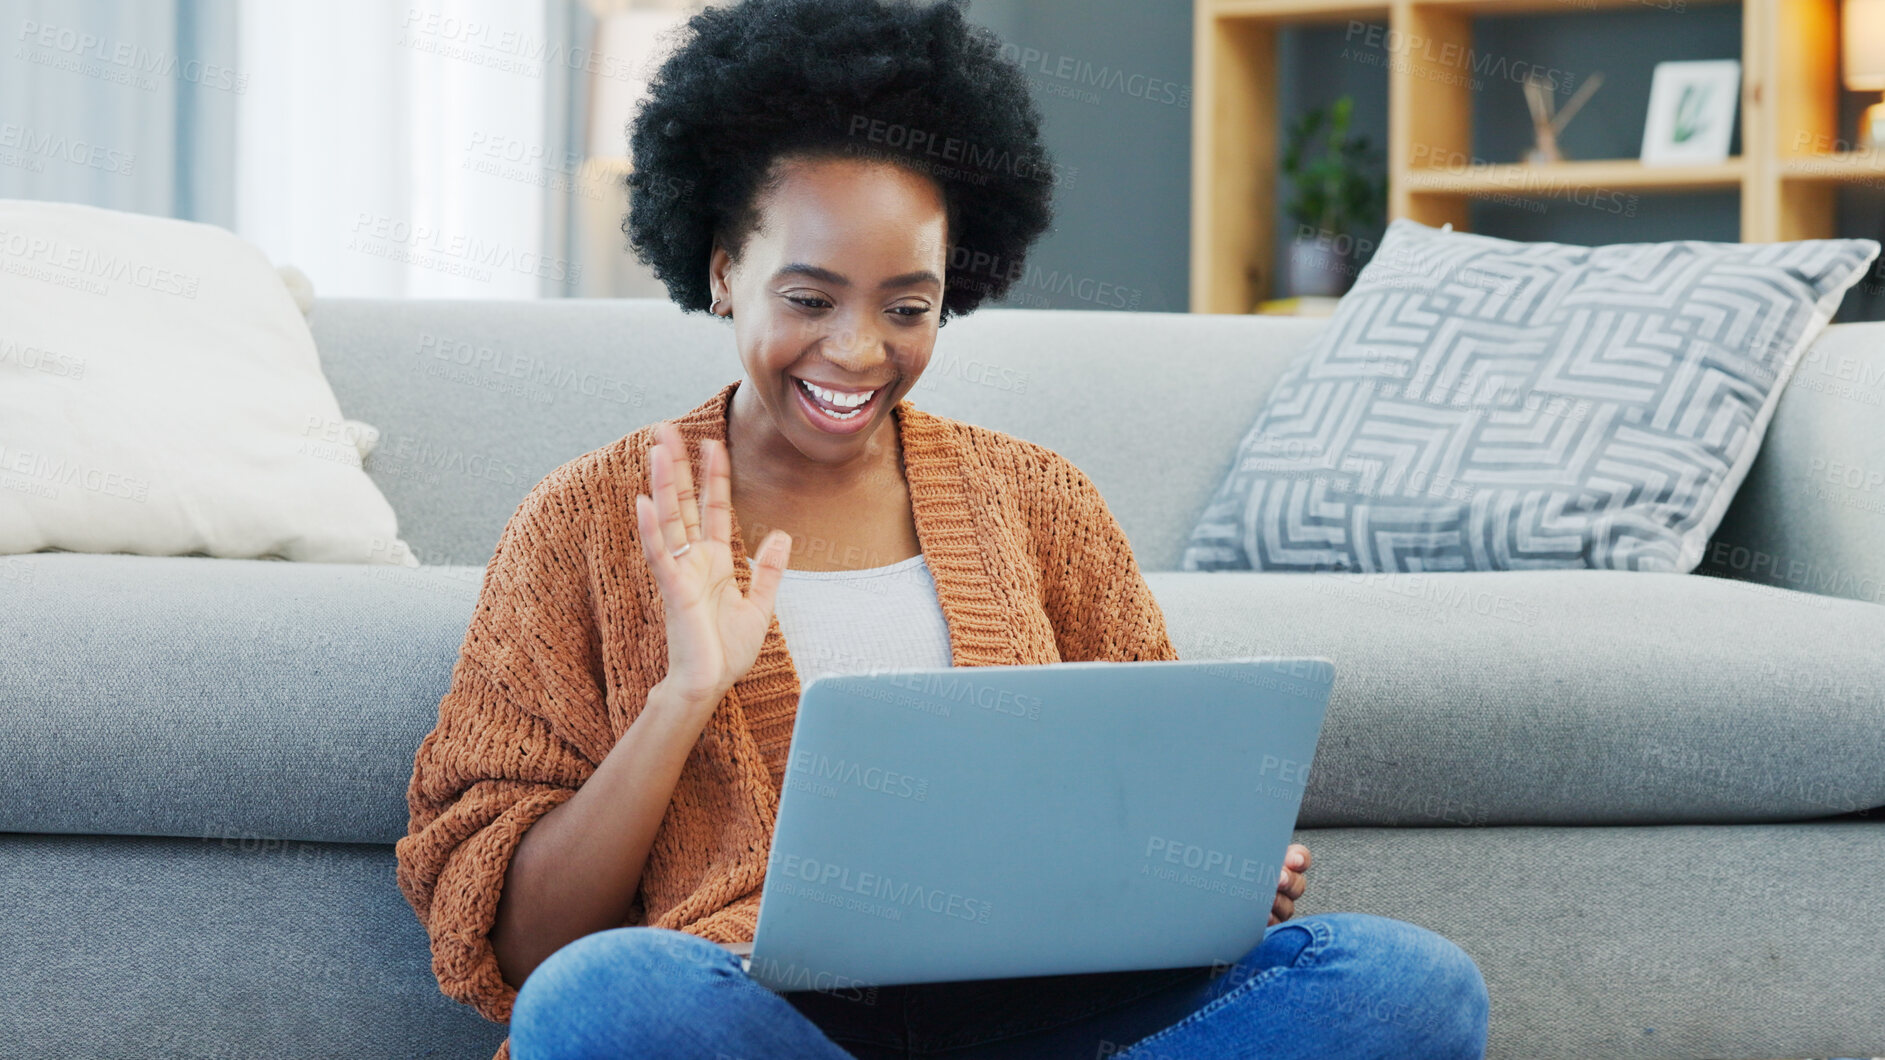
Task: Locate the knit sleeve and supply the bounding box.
[394,474,608,1025]
[1031,450,1180,664]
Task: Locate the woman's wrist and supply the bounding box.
[609,679,727,762]
[646,677,730,721]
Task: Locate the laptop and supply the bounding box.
[730,657,1335,993]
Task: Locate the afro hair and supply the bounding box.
[624,0,1057,321]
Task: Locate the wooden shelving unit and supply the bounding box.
[1191,0,1883,312]
[1396,158,1749,195]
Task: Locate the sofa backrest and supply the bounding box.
[309,299,1885,601]
[307,298,1328,571]
[1699,320,1885,604]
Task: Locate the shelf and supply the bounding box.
[1206,0,1728,15]
[1400,159,1747,196]
[1779,152,1885,184]
[1191,0,1856,311]
[1208,0,1389,21]
[1385,0,1736,12]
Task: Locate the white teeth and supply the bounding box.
[798,378,876,411]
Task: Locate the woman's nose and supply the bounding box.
[820,316,890,370]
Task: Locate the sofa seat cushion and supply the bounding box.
[1148,569,1885,827]
[0,553,479,845]
[6,554,1880,844]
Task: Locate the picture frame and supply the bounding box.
[1640,60,1742,165]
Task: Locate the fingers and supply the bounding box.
[1270,893,1295,925]
[742,529,792,616]
[1270,846,1309,928]
[1270,842,1308,931]
[648,438,693,555]
[700,438,733,546]
[656,422,704,543]
[635,493,677,588]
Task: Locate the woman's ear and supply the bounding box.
[707,237,733,316]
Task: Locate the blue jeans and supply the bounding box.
[510,913,1489,1059]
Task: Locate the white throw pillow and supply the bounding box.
[0,199,417,565]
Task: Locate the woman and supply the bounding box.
[394,1,1489,1057]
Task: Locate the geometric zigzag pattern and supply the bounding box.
[1181,219,1879,573]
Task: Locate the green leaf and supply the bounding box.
[1279,93,1385,239]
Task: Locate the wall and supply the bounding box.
[0,0,240,226]
[967,0,1194,313]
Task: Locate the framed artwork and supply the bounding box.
[1640,60,1742,165]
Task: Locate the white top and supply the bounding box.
[771,553,954,689]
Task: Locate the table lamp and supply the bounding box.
[1847,0,1885,149]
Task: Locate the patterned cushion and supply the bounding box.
[1181,220,1880,572]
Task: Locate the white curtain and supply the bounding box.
[235,0,556,298]
[0,0,239,225]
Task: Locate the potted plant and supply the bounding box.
[1281,95,1385,299]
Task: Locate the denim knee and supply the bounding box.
[1310,913,1490,1055]
[511,927,740,1052]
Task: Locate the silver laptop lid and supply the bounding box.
[747,657,1333,992]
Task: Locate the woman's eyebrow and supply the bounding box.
[880,269,942,289]
[773,263,941,289]
[775,263,849,285]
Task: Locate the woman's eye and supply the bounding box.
[788,295,831,309]
[890,305,930,318]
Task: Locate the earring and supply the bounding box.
[710,297,729,317]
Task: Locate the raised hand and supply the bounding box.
[634,421,792,714]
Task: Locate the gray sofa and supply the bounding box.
[4,299,1883,1060]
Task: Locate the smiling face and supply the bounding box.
[710,154,949,486]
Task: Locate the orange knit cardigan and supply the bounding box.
[394,378,1178,1060]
